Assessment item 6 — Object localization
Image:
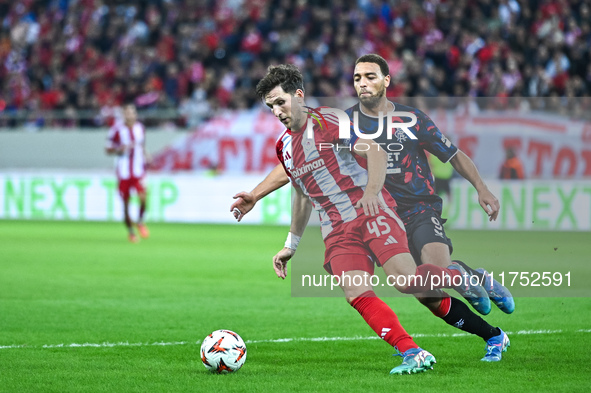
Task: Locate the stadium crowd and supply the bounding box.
[1,0,591,127]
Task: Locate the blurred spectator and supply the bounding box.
[1,0,591,128]
[179,86,212,128]
[499,147,525,179]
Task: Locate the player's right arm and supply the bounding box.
[353,138,388,216]
[230,164,289,221]
[450,150,500,221]
[105,126,127,156]
[272,186,312,279]
[417,110,500,221]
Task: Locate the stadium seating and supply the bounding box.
[1,0,590,127]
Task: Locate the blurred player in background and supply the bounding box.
[232,54,513,363]
[105,103,149,243]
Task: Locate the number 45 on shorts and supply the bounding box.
[361,214,409,263]
[366,216,399,246]
[367,216,393,238]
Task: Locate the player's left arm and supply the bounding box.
[450,150,500,221]
[105,127,126,155]
[272,186,312,279]
[353,138,387,216]
[417,110,499,221]
[231,164,290,222]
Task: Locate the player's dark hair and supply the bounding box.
[255,64,305,100]
[355,54,390,77]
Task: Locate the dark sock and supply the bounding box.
[139,203,146,222]
[452,260,484,280]
[124,217,134,234]
[402,264,463,293]
[442,297,501,341]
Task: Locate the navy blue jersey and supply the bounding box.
[346,102,458,222]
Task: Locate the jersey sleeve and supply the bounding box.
[276,129,297,186]
[416,110,458,163]
[106,125,120,149]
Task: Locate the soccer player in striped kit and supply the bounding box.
[106,103,149,243]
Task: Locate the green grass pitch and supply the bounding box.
[1,221,590,392]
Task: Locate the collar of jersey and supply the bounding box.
[358,100,396,118]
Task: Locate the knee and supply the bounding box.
[382,253,418,281]
[420,244,451,266]
[343,286,374,304]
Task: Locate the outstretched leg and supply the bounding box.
[415,242,512,362]
[123,198,138,243]
[380,252,491,314]
[119,179,137,243]
[328,256,436,375]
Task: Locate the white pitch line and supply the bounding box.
[0,329,587,350]
[43,341,191,349]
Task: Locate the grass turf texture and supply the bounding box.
[0,221,590,392]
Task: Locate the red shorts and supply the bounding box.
[323,209,410,276]
[118,177,146,200]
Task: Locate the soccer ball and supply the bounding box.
[200,329,247,373]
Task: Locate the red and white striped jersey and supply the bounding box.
[276,107,396,239]
[106,121,146,180]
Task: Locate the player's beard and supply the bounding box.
[289,110,305,131]
[359,84,387,109]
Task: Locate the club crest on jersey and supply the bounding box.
[302,135,319,160]
[394,129,408,143]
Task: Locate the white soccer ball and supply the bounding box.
[200,329,247,373]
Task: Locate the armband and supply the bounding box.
[284,232,301,250]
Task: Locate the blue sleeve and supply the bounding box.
[416,110,458,163]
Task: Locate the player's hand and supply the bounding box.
[272,247,294,279]
[230,191,256,222]
[478,188,500,221]
[355,192,384,216]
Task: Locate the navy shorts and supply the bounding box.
[403,210,453,265]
